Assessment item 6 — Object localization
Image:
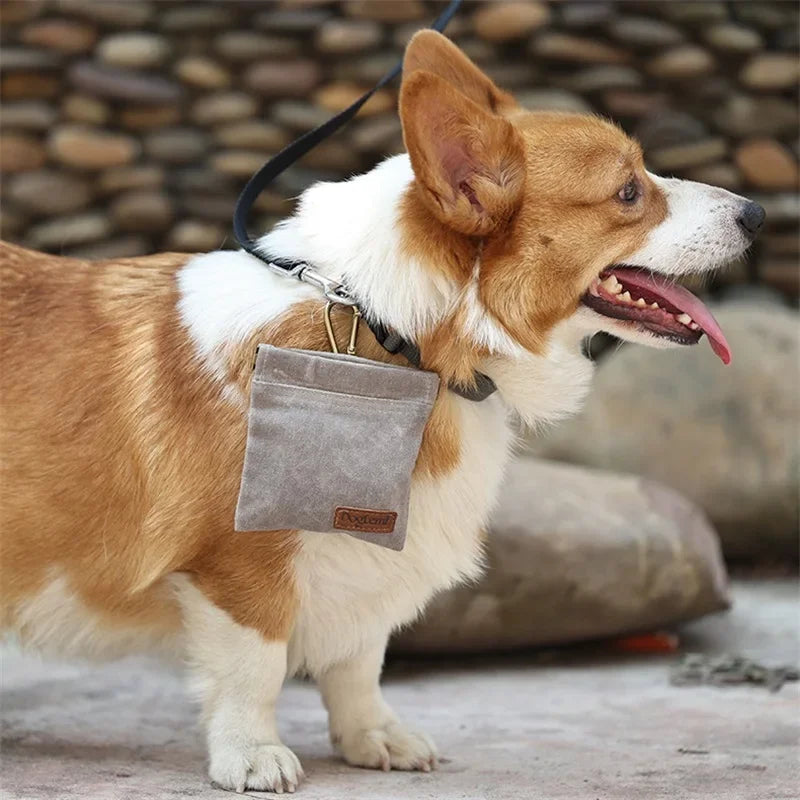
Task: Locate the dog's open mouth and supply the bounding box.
[582,266,731,364]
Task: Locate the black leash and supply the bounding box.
[232,0,497,403]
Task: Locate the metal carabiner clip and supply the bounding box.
[324,302,362,356]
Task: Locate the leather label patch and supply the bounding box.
[334,507,397,534]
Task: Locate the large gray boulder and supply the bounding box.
[524,305,799,561]
[393,459,729,654]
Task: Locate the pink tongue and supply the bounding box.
[610,268,731,365]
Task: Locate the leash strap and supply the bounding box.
[232,0,497,403]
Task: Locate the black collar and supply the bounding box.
[258,254,497,403]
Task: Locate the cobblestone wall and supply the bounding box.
[1,0,798,297]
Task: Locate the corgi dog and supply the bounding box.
[0,31,764,794]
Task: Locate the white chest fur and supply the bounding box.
[288,394,512,676]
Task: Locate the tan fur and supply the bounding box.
[0,243,297,641]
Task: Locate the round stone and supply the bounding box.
[473,1,550,41]
[7,170,92,214]
[20,18,97,53]
[61,94,110,125]
[244,60,321,97]
[662,1,727,22]
[96,33,170,68]
[566,65,642,93]
[648,139,728,172]
[0,134,46,173]
[191,92,258,126]
[735,3,793,30]
[705,23,762,52]
[120,105,181,130]
[299,140,362,173]
[55,0,153,28]
[179,192,240,223]
[99,164,165,194]
[0,47,61,71]
[560,1,614,28]
[66,236,150,260]
[213,31,299,61]
[1,73,59,100]
[68,61,182,104]
[685,162,742,191]
[0,102,56,131]
[0,208,28,239]
[1,0,46,24]
[159,6,229,30]
[647,46,715,79]
[29,212,110,249]
[316,20,383,54]
[313,83,394,116]
[211,151,271,178]
[255,8,332,35]
[271,101,335,131]
[110,190,173,232]
[49,126,139,169]
[531,34,630,64]
[516,89,592,114]
[635,111,707,151]
[343,0,425,22]
[482,63,540,89]
[174,56,230,89]
[167,220,225,253]
[526,305,800,560]
[713,95,798,138]
[213,121,289,151]
[602,90,669,118]
[608,16,684,47]
[333,52,400,84]
[144,128,208,164]
[456,38,495,64]
[352,114,402,153]
[740,54,800,90]
[735,139,799,190]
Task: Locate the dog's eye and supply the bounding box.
[618,179,639,204]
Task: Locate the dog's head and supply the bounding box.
[399,31,764,365]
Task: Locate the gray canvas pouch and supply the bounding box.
[235,345,440,550]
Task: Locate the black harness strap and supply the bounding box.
[232,0,497,403]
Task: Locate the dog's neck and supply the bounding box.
[259,155,456,341]
[258,154,595,427]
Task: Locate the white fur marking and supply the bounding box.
[629,174,754,276]
[173,575,303,793]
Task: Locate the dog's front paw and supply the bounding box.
[334,721,438,772]
[209,741,304,794]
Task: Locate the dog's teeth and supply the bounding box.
[601,276,623,294]
[689,322,700,330]
[676,313,692,325]
[620,291,632,302]
[635,297,647,307]
[650,302,660,309]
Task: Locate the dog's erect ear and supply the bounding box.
[400,70,525,236]
[403,30,517,115]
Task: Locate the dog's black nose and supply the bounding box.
[736,201,766,239]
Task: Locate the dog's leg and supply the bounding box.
[318,635,438,772]
[174,576,303,793]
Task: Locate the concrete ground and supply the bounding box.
[2,579,798,800]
